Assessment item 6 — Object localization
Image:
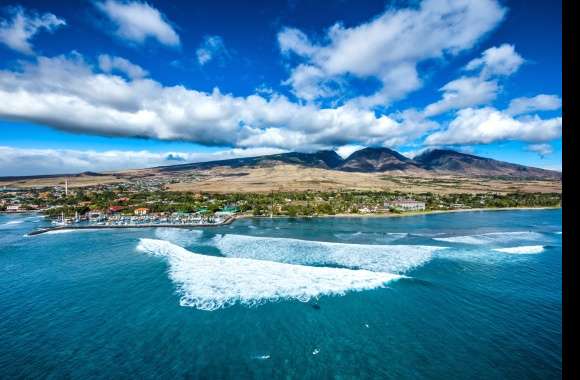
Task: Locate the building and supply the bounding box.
[134,207,149,216]
[385,200,426,212]
[108,205,125,214]
[6,204,21,212]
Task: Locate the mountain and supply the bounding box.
[414,149,561,179]
[157,150,343,172]
[338,147,422,172]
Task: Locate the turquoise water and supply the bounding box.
[0,210,561,379]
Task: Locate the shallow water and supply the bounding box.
[0,210,562,379]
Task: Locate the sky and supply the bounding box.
[0,0,562,176]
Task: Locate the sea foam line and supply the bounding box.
[137,238,402,311]
[433,231,545,245]
[493,245,545,254]
[212,234,446,274]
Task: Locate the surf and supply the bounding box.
[211,234,445,274]
[136,238,402,311]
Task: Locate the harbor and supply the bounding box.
[27,215,237,236]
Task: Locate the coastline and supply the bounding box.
[238,206,561,220]
[25,206,560,236]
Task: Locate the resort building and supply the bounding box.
[134,207,149,216]
[384,200,426,212]
[6,204,21,212]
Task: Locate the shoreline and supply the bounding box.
[238,206,561,220]
[25,206,560,235]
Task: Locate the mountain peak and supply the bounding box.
[340,146,419,172]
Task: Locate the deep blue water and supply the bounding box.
[0,210,561,379]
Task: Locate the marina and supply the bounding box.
[28,215,237,235]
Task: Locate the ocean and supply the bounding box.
[0,210,562,379]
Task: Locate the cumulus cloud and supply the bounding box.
[424,76,498,117]
[98,54,148,79]
[278,0,505,107]
[95,0,180,47]
[423,44,526,117]
[425,107,562,145]
[506,94,562,116]
[0,146,287,176]
[0,52,438,151]
[0,5,65,54]
[526,143,553,158]
[465,43,524,78]
[196,35,228,66]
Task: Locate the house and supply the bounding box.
[385,200,426,212]
[6,204,21,212]
[108,205,125,214]
[134,207,149,216]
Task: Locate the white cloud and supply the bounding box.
[465,43,524,78]
[526,143,553,158]
[277,27,317,57]
[0,52,438,151]
[95,0,180,47]
[423,76,498,117]
[425,107,562,145]
[0,146,287,176]
[423,44,526,117]
[196,35,228,66]
[278,0,505,107]
[506,94,562,116]
[98,54,148,79]
[0,6,65,54]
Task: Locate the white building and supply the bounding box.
[385,200,426,212]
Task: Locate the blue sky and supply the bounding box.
[0,0,562,175]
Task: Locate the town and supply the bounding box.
[0,179,562,227]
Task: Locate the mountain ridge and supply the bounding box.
[153,147,560,180]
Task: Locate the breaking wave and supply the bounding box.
[211,234,445,274]
[136,238,402,311]
[493,245,545,254]
[433,231,545,245]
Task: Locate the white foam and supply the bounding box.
[434,231,545,245]
[137,238,402,311]
[154,228,203,246]
[212,234,445,274]
[555,231,562,235]
[493,245,544,254]
[334,231,408,243]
